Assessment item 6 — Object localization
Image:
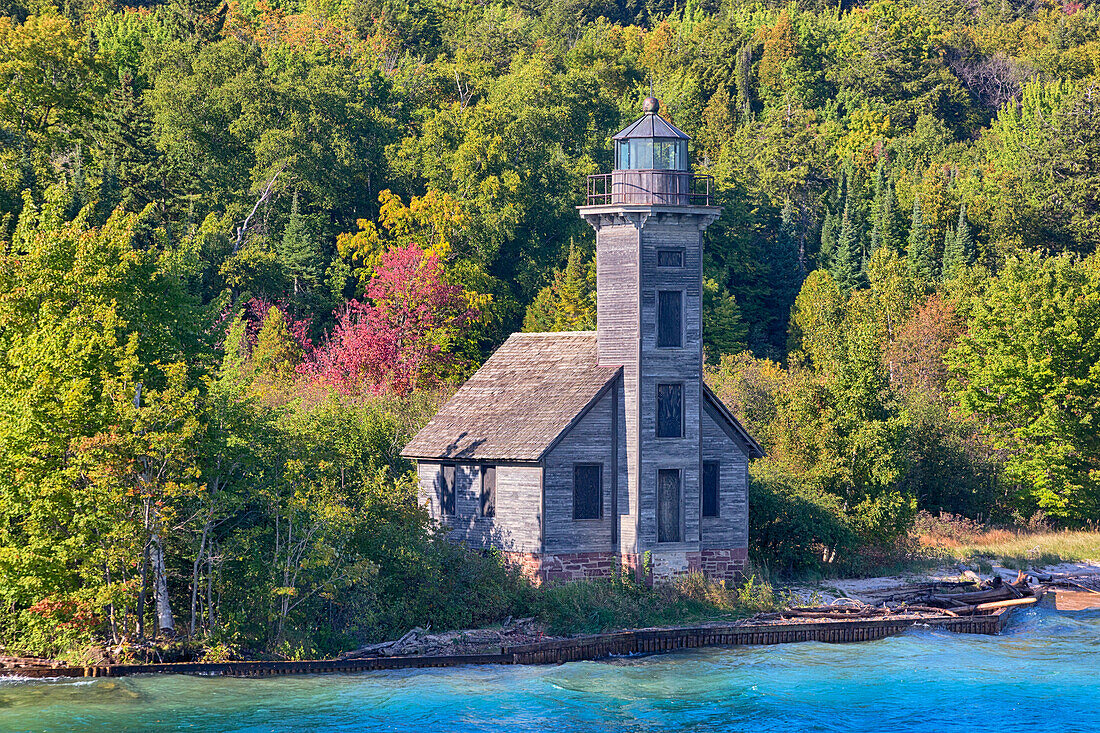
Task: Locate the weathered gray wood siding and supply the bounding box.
[700,402,749,550]
[417,461,542,553]
[594,220,641,556]
[636,214,705,553]
[585,208,719,561]
[542,388,618,553]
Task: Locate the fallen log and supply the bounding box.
[953,596,1039,615]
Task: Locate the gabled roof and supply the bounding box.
[702,383,765,460]
[401,332,621,462]
[613,113,691,141]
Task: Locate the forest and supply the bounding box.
[1,0,1099,659]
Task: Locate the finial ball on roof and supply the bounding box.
[642,96,660,114]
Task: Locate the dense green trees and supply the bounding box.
[2,0,1100,651]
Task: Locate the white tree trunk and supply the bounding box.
[152,532,175,635]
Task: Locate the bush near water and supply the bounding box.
[3,0,1100,661]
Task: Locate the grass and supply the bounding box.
[922,529,1100,570]
[531,571,783,635]
[913,513,1100,570]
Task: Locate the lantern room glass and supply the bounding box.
[615,139,689,171]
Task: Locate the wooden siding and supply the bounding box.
[584,208,721,564]
[637,215,706,554]
[594,221,642,556]
[701,401,749,550]
[543,389,616,553]
[417,462,542,553]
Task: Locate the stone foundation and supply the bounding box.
[699,547,748,581]
[504,548,747,584]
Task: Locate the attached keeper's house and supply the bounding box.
[401,98,763,582]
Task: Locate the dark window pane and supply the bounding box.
[657,291,682,347]
[656,384,683,438]
[440,465,455,516]
[657,249,683,268]
[481,466,496,517]
[573,464,602,520]
[702,462,720,518]
[657,469,681,542]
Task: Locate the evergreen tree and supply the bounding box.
[819,206,839,268]
[872,170,905,255]
[94,71,161,214]
[777,197,806,295]
[941,225,955,278]
[943,202,974,276]
[908,196,935,280]
[870,160,890,252]
[703,278,749,363]
[521,239,595,332]
[831,192,864,292]
[554,238,596,330]
[278,191,321,296]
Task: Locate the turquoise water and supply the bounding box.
[2,607,1097,733]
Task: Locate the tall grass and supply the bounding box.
[531,572,782,635]
[913,513,1100,569]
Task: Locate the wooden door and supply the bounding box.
[657,469,681,543]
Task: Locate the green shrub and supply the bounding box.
[749,475,856,576]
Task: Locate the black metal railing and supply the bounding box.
[586,171,713,206]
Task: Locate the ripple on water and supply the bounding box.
[0,607,1097,733]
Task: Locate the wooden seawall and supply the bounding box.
[8,609,1010,679]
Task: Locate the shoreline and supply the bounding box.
[4,606,1012,680]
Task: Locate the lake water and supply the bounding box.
[2,606,1097,733]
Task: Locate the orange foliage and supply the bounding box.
[884,294,963,397]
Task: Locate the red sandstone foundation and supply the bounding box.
[503,548,747,585]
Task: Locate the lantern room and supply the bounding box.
[586,97,712,207]
[613,97,690,171]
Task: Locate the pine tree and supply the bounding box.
[943,202,974,276]
[278,191,321,296]
[778,197,805,285]
[819,206,839,268]
[870,160,888,253]
[942,225,956,277]
[831,192,864,292]
[95,71,161,212]
[908,196,935,280]
[872,173,905,255]
[703,278,748,363]
[554,239,596,330]
[521,239,595,332]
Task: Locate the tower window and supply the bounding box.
[657,249,683,268]
[657,290,682,348]
[573,464,602,520]
[656,384,683,438]
[439,464,455,516]
[702,461,720,518]
[480,466,496,517]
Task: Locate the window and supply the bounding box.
[615,139,688,171]
[573,464,602,520]
[657,249,683,268]
[657,290,682,348]
[480,466,496,517]
[656,384,683,438]
[657,469,681,543]
[702,462,720,518]
[440,464,455,516]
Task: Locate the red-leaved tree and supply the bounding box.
[307,244,478,395]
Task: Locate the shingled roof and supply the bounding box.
[401,332,621,462]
